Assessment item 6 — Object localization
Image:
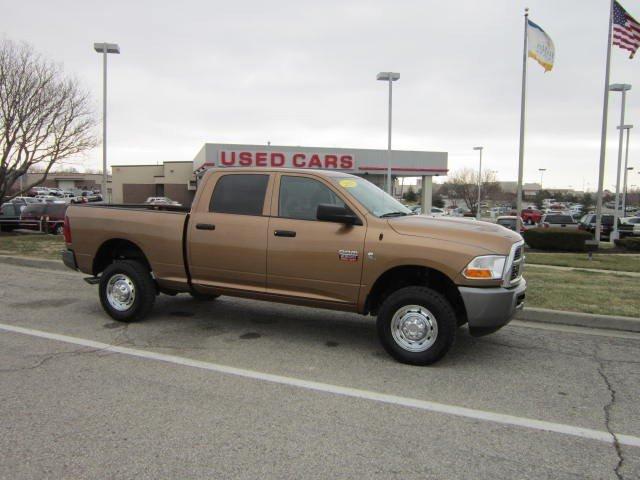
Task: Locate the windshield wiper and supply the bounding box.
[379,212,409,218]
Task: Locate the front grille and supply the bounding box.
[511,264,520,280]
[513,245,522,261]
[503,242,525,287]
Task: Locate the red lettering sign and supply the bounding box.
[292,153,306,167]
[216,151,355,170]
[271,153,285,167]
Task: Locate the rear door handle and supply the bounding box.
[196,223,215,230]
[274,230,296,237]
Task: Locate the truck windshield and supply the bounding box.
[333,177,412,218]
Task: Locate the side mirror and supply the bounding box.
[316,204,362,225]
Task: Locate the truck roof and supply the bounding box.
[201,167,359,179]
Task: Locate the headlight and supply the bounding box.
[462,255,506,280]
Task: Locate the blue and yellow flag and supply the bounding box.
[527,20,555,72]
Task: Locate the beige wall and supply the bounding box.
[111,162,194,205]
[111,165,163,203]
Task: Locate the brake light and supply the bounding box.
[63,215,72,243]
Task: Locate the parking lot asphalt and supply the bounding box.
[1,263,639,479]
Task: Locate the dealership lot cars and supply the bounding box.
[0,262,639,479]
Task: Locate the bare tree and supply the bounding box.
[445,168,500,215]
[0,39,97,201]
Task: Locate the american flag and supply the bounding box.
[613,1,640,58]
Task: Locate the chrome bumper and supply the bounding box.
[458,279,526,337]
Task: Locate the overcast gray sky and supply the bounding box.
[3,0,639,190]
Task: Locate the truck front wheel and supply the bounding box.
[99,260,156,322]
[376,286,456,365]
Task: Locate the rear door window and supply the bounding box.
[209,174,269,216]
[46,204,67,218]
[547,215,573,224]
[22,204,45,217]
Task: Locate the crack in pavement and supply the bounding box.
[596,346,625,480]
[0,324,134,373]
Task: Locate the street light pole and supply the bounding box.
[473,146,483,219]
[609,84,631,239]
[377,72,400,194]
[538,168,546,191]
[94,42,120,202]
[618,124,633,216]
[623,167,634,215]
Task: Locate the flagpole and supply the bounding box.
[595,0,615,244]
[516,7,529,215]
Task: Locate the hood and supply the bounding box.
[388,215,521,254]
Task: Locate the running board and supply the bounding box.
[83,276,100,285]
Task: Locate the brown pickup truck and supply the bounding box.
[62,168,526,365]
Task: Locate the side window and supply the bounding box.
[209,174,269,216]
[279,176,345,221]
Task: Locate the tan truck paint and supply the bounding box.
[64,167,524,316]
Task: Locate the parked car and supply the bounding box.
[63,167,526,366]
[578,214,615,240]
[20,202,68,234]
[408,206,445,216]
[540,214,579,229]
[0,203,22,231]
[144,196,181,206]
[496,216,524,233]
[521,208,542,225]
[619,217,640,238]
[10,196,39,206]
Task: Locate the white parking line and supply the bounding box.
[2,321,639,449]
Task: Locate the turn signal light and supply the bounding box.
[462,268,493,279]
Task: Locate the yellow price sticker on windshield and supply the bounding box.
[339,179,357,188]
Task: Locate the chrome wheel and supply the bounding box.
[106,274,136,311]
[390,305,438,352]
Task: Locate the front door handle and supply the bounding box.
[274,230,296,237]
[196,223,215,230]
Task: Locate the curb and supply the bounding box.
[1,254,638,333]
[515,307,640,333]
[0,254,68,272]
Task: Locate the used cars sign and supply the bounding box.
[218,150,355,170]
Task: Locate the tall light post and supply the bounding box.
[538,168,547,191]
[473,146,483,219]
[609,84,631,240]
[623,167,634,216]
[94,42,120,202]
[618,124,633,217]
[376,72,400,194]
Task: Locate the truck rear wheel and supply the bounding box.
[376,286,456,365]
[99,260,156,322]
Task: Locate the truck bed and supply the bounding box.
[66,203,191,288]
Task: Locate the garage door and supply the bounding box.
[57,180,76,190]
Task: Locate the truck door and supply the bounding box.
[267,174,366,305]
[188,172,273,292]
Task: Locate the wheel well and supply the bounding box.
[365,266,467,325]
[92,239,151,276]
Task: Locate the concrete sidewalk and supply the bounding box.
[526,263,640,277]
[1,254,638,333]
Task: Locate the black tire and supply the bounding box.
[189,291,220,301]
[376,286,456,366]
[99,260,156,322]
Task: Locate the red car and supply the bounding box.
[521,208,542,225]
[20,203,68,234]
